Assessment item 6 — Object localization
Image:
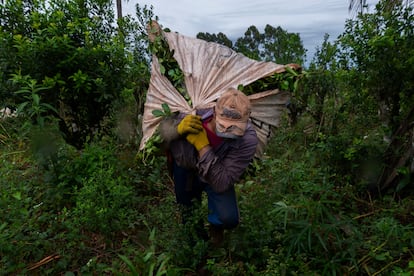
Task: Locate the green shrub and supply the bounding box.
[71,165,138,235]
[0,0,150,149]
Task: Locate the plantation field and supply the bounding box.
[1,0,414,274]
[1,114,414,275]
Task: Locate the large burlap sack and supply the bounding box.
[140,22,291,157]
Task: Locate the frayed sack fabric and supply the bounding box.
[140,22,291,158]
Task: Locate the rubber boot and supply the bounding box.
[209,225,224,248]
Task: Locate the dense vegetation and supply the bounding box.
[1,0,413,274]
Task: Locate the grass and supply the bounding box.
[1,115,414,275]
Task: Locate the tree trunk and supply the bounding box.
[377,105,414,191]
[116,0,122,20]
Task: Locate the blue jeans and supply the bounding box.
[173,161,239,229]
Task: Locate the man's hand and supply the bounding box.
[177,115,203,135]
[186,127,209,152]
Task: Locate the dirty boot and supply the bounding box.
[209,225,224,248]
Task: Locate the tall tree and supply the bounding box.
[197,25,305,64]
[234,25,262,60]
[261,24,306,65]
[196,32,233,48]
[234,25,305,64]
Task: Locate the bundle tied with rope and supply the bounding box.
[140,21,299,158]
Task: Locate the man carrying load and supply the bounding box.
[159,87,258,246]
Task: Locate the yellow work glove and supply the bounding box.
[186,127,209,151]
[177,115,203,135]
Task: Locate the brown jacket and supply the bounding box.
[159,109,258,193]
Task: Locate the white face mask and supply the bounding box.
[215,126,241,139]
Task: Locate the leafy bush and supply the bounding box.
[339,0,414,133]
[71,165,138,235]
[0,0,149,148]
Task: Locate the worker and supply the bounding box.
[159,87,258,246]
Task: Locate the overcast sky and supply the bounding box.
[123,0,379,63]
